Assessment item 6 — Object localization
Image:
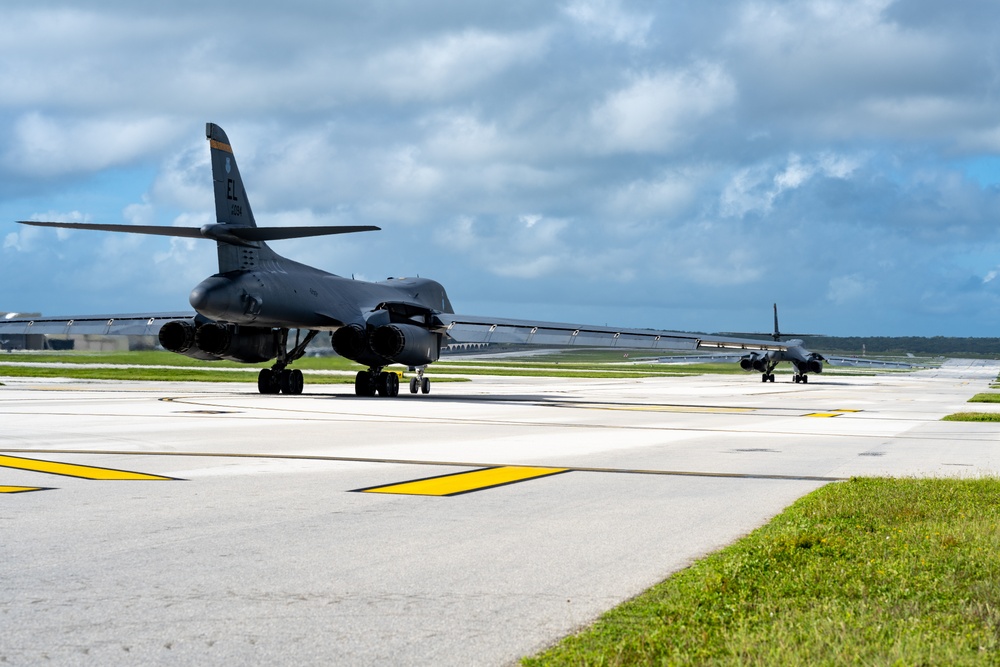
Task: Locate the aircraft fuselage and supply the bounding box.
[189,259,454,330]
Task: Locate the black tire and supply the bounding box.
[421,377,430,394]
[259,368,281,394]
[355,371,374,397]
[377,371,399,397]
[289,369,304,395]
[258,368,274,394]
[410,377,419,394]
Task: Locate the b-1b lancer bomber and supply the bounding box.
[2,123,790,397]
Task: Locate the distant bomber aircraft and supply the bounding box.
[661,304,914,382]
[2,123,794,397]
[738,305,828,383]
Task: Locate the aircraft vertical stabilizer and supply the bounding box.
[207,123,257,229]
[206,123,272,272]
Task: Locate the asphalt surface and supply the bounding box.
[1,359,998,665]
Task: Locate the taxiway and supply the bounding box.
[1,360,998,665]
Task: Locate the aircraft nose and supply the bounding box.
[189,277,233,319]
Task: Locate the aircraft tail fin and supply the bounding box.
[772,303,781,341]
[17,123,380,275]
[206,123,257,229]
[206,122,269,272]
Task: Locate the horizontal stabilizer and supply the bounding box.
[230,225,380,241]
[16,221,380,244]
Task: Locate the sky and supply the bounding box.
[3,0,1000,337]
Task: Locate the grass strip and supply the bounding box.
[0,365,469,384]
[943,412,1000,422]
[0,365,351,384]
[969,393,1000,403]
[524,477,1000,666]
[0,351,359,370]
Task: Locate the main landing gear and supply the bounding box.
[760,372,810,383]
[257,328,319,395]
[354,365,431,397]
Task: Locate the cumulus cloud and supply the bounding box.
[3,1,1000,333]
[365,29,549,101]
[4,114,182,177]
[563,0,653,47]
[591,63,736,153]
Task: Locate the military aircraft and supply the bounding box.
[1,123,791,397]
[660,304,915,382]
[738,304,826,383]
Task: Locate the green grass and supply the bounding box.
[0,351,475,383]
[943,413,1000,422]
[0,350,359,370]
[524,478,1000,666]
[969,393,1000,403]
[0,365,355,384]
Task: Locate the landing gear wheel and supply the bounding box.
[768,374,775,383]
[421,377,430,394]
[761,374,768,383]
[377,371,399,397]
[257,368,280,394]
[355,371,376,397]
[410,377,419,394]
[280,368,304,395]
[802,375,809,384]
[793,374,800,383]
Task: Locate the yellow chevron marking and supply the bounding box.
[0,455,174,481]
[804,409,863,418]
[358,466,568,496]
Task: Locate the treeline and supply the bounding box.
[793,336,1000,358]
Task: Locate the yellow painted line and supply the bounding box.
[0,485,50,493]
[0,455,176,481]
[357,466,568,496]
[804,409,863,418]
[209,139,233,153]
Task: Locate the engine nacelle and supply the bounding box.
[331,323,368,360]
[740,353,768,372]
[158,320,223,361]
[369,323,440,367]
[743,353,771,372]
[806,358,823,374]
[193,323,278,363]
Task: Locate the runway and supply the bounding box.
[2,360,998,665]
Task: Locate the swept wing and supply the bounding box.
[437,313,787,353]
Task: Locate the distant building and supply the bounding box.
[1,312,44,351]
[1,312,154,352]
